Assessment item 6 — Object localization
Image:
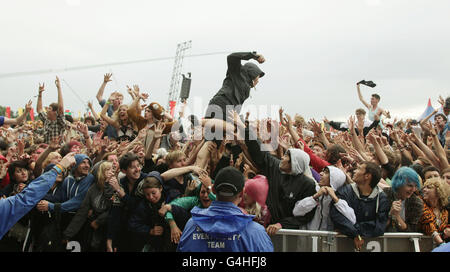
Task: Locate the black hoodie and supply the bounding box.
[207,52,265,119]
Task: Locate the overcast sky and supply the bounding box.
[1,0,449,122]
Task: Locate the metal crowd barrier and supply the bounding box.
[272,229,435,252]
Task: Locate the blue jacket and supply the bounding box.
[0,170,57,239]
[330,183,389,238]
[177,201,273,252]
[47,173,95,213]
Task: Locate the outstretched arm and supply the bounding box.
[357,83,370,109]
[37,83,45,114]
[96,73,112,103]
[4,100,32,126]
[55,76,64,115]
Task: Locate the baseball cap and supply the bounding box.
[214,166,245,197]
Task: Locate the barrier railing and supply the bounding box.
[272,229,435,252]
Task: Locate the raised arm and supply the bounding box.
[419,108,438,133]
[100,96,119,129]
[55,76,64,115]
[87,101,100,122]
[96,73,112,103]
[356,83,370,109]
[4,100,32,126]
[226,52,264,75]
[37,83,45,114]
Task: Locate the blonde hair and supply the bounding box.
[294,114,306,128]
[97,162,113,190]
[112,104,137,130]
[42,152,61,170]
[245,202,262,219]
[165,150,185,167]
[423,177,450,208]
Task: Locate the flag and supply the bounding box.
[5,107,10,118]
[169,100,176,117]
[30,108,34,121]
[18,107,23,116]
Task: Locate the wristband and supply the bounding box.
[106,101,111,105]
[52,164,64,175]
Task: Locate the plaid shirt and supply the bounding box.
[38,112,66,143]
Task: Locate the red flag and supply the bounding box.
[30,108,34,121]
[5,107,10,118]
[169,100,176,117]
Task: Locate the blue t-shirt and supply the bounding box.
[0,116,4,126]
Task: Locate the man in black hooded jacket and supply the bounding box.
[196,52,265,169]
[205,51,265,121]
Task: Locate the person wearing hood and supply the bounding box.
[62,161,116,251]
[329,161,390,251]
[195,52,265,169]
[36,154,95,230]
[128,173,173,252]
[105,152,152,252]
[0,153,76,240]
[293,166,347,231]
[177,166,273,252]
[241,175,271,228]
[244,126,317,235]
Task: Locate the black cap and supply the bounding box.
[214,166,245,197]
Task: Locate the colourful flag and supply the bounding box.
[5,107,10,118]
[18,108,23,116]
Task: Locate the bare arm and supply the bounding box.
[99,98,119,129]
[96,73,112,103]
[87,101,100,122]
[367,131,388,165]
[37,83,44,114]
[357,83,370,109]
[55,76,64,115]
[409,133,440,168]
[426,122,449,170]
[419,108,438,133]
[5,100,32,126]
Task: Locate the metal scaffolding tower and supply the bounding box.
[167,40,192,114]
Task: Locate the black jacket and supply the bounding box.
[245,128,316,229]
[207,52,264,119]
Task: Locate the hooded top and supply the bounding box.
[329,182,390,238]
[207,52,264,118]
[243,175,268,208]
[293,166,347,231]
[288,148,313,179]
[177,201,273,252]
[244,128,317,229]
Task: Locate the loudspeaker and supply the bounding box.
[180,73,192,101]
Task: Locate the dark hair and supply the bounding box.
[119,152,139,170]
[326,144,346,165]
[362,161,381,188]
[435,113,448,122]
[8,160,30,183]
[142,177,162,190]
[0,139,10,151]
[410,163,425,181]
[49,103,59,112]
[371,94,381,101]
[60,141,81,157]
[423,165,440,176]
[84,116,95,125]
[64,114,74,123]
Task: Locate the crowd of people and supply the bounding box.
[0,51,449,252]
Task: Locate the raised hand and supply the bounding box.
[55,76,61,89]
[154,121,166,139]
[38,83,45,94]
[25,100,33,113]
[256,54,265,64]
[104,73,113,83]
